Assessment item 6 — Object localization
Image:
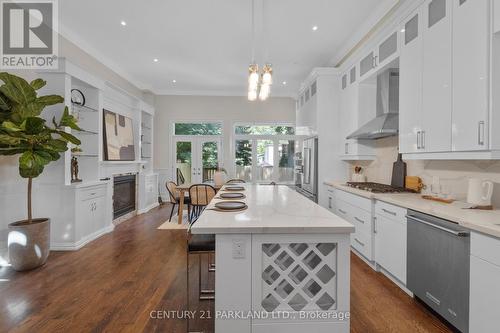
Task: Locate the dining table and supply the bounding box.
[175,183,222,224]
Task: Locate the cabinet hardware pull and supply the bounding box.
[382,208,397,216]
[417,131,421,149]
[338,209,347,215]
[354,238,365,247]
[425,292,441,306]
[406,215,470,237]
[422,131,426,149]
[354,217,365,224]
[345,143,349,154]
[90,193,96,196]
[478,121,485,146]
[373,217,377,233]
[328,197,332,209]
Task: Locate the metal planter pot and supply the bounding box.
[8,218,50,271]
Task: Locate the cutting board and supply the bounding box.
[391,153,407,188]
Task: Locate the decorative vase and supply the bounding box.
[8,218,50,271]
[214,171,226,187]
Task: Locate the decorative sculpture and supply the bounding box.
[71,156,82,183]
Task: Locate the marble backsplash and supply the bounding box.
[347,136,500,207]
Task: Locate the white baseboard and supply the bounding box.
[351,247,377,270]
[376,265,413,297]
[51,225,114,251]
[138,202,159,215]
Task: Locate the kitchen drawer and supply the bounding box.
[335,199,352,220]
[351,229,372,260]
[336,189,371,212]
[79,186,106,201]
[375,200,406,222]
[350,205,372,235]
[471,232,500,267]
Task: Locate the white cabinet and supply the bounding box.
[296,83,318,135]
[401,0,496,159]
[75,184,108,244]
[339,69,375,160]
[470,232,500,332]
[359,51,376,79]
[335,190,374,261]
[452,0,490,151]
[378,31,399,67]
[325,185,336,213]
[374,201,407,284]
[400,8,424,154]
[359,31,399,81]
[422,0,452,152]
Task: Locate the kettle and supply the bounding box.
[467,178,494,206]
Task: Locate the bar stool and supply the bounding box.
[186,184,217,315]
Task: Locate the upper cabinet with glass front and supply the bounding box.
[399,0,500,159]
[359,30,400,80]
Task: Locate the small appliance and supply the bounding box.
[467,178,493,207]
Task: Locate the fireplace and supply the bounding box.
[113,175,136,219]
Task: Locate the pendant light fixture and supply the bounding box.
[247,0,273,101]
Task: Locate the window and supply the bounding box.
[235,140,252,182]
[174,122,222,135]
[277,140,295,182]
[234,125,295,135]
[234,124,298,184]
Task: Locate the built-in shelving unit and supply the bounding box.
[140,110,154,169]
[68,78,102,185]
[30,58,158,251]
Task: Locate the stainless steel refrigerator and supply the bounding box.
[296,137,318,202]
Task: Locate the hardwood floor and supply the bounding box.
[0,204,452,333]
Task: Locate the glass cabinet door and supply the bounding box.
[360,51,375,77]
[378,32,398,64]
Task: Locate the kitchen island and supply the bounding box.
[191,184,354,333]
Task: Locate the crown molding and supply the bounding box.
[328,0,402,68]
[153,89,296,98]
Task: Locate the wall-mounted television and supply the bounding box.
[103,109,135,161]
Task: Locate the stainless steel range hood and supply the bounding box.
[347,69,399,140]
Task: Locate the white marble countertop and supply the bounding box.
[325,180,500,238]
[190,184,355,234]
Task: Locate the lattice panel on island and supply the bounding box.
[261,242,338,312]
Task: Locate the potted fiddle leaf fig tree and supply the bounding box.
[0,72,81,271]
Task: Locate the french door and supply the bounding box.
[173,137,222,184]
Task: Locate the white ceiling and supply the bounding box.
[59,0,396,97]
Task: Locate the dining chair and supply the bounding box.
[186,185,217,330]
[226,179,246,184]
[165,181,191,222]
[188,184,216,223]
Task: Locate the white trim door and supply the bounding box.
[173,136,222,184]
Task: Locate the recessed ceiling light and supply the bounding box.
[312,25,318,31]
[172,79,177,83]
[282,81,287,85]
[400,28,406,33]
[120,20,127,26]
[153,58,159,62]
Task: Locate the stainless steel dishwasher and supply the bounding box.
[406,210,470,333]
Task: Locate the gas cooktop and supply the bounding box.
[346,182,415,193]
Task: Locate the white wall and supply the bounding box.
[153,95,295,198]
